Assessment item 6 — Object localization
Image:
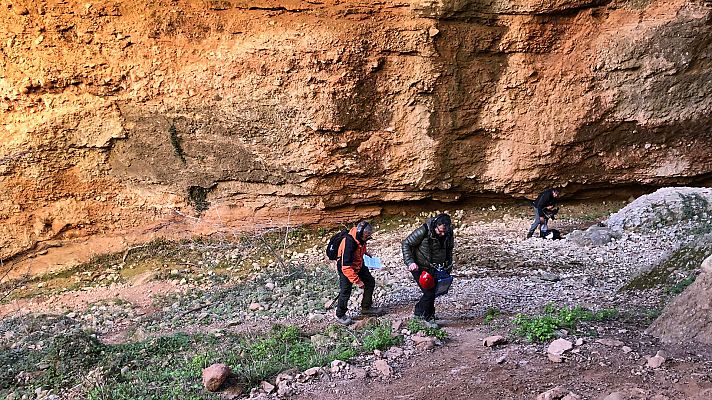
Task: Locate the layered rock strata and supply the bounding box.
[1,0,711,274]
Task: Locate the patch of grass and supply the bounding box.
[483,307,501,324]
[512,304,618,342]
[624,241,711,291]
[4,320,395,399]
[406,318,448,340]
[362,320,403,352]
[665,274,697,295]
[227,325,324,386]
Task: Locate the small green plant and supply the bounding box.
[362,321,403,352]
[190,351,215,371]
[406,318,448,340]
[512,304,618,342]
[666,274,697,295]
[483,307,501,324]
[512,313,559,342]
[642,308,663,324]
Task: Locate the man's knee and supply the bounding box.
[360,271,375,286]
[363,277,375,290]
[339,283,352,296]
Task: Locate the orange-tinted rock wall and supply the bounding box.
[1,0,711,273]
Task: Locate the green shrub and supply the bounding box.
[362,321,403,352]
[666,274,697,295]
[483,307,501,324]
[406,319,448,340]
[512,304,618,342]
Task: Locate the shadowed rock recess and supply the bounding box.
[1,0,711,271]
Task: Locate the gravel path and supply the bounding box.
[1,188,711,400]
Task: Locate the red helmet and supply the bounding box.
[419,270,435,289]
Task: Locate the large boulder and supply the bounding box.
[566,225,620,247]
[605,187,712,234]
[646,255,712,346]
[567,187,712,247]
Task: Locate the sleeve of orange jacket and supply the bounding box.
[339,236,363,286]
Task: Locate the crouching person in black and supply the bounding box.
[402,213,455,328]
[527,188,561,239]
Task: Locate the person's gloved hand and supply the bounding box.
[408,262,419,272]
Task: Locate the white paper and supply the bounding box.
[363,255,383,269]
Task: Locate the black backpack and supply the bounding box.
[541,228,562,240]
[326,229,349,260]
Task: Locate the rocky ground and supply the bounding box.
[1,189,711,399]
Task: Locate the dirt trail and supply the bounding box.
[293,316,712,400]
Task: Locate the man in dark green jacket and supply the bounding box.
[402,213,455,328]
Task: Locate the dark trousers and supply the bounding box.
[336,265,375,318]
[411,270,436,320]
[528,207,548,236]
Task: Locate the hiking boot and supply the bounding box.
[361,306,385,317]
[336,315,353,325]
[422,319,439,329]
[526,232,533,239]
[413,316,439,329]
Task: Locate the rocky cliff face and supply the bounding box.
[1,0,711,273]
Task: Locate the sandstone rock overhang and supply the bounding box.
[1,0,711,272]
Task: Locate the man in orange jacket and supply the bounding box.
[335,220,384,325]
